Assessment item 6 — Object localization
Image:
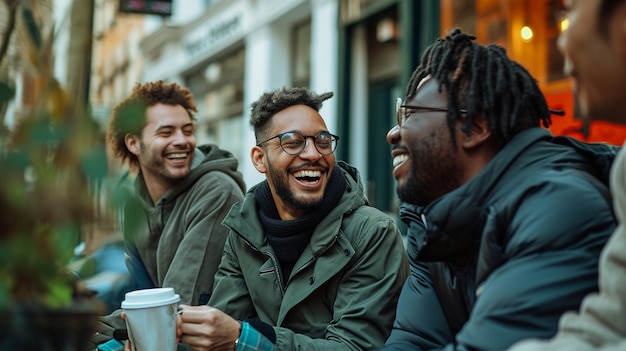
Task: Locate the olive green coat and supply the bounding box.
[210,161,409,351]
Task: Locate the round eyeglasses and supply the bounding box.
[256,131,340,155]
[396,97,468,127]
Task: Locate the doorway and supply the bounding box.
[367,79,401,214]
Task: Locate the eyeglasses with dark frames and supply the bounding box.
[256,131,340,156]
[396,97,468,127]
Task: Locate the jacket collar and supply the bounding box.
[134,144,244,209]
[401,128,555,262]
[223,161,367,253]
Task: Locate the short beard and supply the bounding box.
[396,170,423,206]
[396,125,462,207]
[268,161,323,211]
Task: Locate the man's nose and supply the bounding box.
[299,137,322,158]
[173,130,189,144]
[387,124,400,145]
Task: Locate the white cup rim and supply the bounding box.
[122,287,181,309]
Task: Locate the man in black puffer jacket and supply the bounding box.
[380,28,618,351]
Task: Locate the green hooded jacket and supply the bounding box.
[90,144,245,348]
[211,161,409,351]
[125,144,245,305]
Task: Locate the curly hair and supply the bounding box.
[250,87,333,142]
[106,80,198,171]
[407,28,556,147]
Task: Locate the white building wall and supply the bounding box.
[349,24,369,186]
[310,0,338,135]
[171,0,207,24]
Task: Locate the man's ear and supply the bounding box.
[125,134,141,156]
[251,146,267,173]
[458,115,492,149]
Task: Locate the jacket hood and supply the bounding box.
[135,144,245,208]
[400,128,619,263]
[222,160,367,250]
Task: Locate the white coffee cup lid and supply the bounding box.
[122,287,181,309]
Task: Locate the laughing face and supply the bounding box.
[387,77,463,206]
[559,0,626,124]
[126,103,196,198]
[252,105,335,220]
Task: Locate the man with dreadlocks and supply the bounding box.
[380,28,618,351]
[172,87,408,351]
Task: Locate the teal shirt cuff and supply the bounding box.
[236,321,275,351]
[96,339,124,351]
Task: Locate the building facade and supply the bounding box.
[1,0,54,131]
[86,0,626,220]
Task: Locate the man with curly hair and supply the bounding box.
[91,80,246,350]
[173,87,409,351]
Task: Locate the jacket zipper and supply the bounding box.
[238,231,341,294]
[239,234,286,296]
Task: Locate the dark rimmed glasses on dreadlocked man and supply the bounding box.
[256,131,340,156]
[395,97,468,127]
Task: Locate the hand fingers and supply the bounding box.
[176,312,184,340]
[179,305,221,324]
[180,333,212,350]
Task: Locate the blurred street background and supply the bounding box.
[2,0,625,312]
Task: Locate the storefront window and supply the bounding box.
[441,0,567,85]
[367,9,399,83]
[340,0,384,23]
[187,46,245,122]
[184,46,245,152]
[292,20,311,88]
[440,0,626,145]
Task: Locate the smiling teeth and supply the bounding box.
[393,155,408,167]
[167,153,187,159]
[293,170,321,178]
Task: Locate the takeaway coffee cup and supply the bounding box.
[121,287,181,351]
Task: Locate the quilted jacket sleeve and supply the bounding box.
[507,148,626,351]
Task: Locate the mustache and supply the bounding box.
[288,162,329,173]
[391,145,409,153]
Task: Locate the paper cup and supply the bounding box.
[121,287,181,351]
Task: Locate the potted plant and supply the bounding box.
[0,4,105,349]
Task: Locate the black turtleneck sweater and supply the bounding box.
[254,166,346,282]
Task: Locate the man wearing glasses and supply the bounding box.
[173,87,409,351]
[380,29,618,351]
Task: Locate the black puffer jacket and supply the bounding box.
[381,128,619,351]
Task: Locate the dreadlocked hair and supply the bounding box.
[250,86,333,142]
[407,28,552,146]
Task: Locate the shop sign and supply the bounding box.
[183,9,244,60]
[119,0,172,16]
